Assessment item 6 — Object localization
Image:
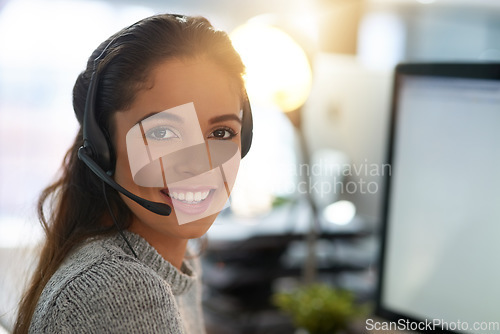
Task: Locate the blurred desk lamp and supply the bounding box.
[230,20,312,114]
[231,19,320,283]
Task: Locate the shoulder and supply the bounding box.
[30,237,185,334]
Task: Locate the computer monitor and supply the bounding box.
[375,63,500,333]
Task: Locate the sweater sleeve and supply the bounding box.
[36,258,185,334]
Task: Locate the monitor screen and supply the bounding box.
[376,63,500,333]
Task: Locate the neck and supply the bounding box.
[128,224,188,270]
[151,236,188,270]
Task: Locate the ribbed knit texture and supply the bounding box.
[29,231,205,333]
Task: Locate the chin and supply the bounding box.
[174,212,219,239]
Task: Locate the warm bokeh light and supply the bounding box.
[230,21,312,112]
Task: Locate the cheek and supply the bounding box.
[223,146,241,193]
[114,157,134,187]
[236,135,242,153]
[113,127,136,186]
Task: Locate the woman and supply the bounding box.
[14,13,252,334]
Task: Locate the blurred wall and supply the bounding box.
[303,0,500,222]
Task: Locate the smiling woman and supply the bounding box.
[14,14,252,334]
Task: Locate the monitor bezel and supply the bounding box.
[374,62,500,333]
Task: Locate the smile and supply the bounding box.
[160,187,218,216]
[170,190,211,204]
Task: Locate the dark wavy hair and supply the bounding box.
[14,14,245,334]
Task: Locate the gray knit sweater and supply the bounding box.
[29,231,205,333]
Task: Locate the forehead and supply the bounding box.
[122,58,241,124]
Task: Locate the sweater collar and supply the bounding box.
[112,230,196,295]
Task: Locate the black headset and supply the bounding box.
[77,15,253,217]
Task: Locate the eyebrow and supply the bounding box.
[209,114,242,124]
[135,111,183,125]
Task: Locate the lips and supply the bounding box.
[160,187,216,216]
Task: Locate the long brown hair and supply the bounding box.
[14,14,245,334]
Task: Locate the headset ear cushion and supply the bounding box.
[82,70,113,172]
[240,97,253,158]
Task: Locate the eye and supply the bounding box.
[145,126,178,141]
[209,127,237,140]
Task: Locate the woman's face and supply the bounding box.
[112,58,242,240]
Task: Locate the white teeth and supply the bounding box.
[170,190,211,203]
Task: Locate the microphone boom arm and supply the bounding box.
[78,146,172,216]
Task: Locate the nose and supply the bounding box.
[167,143,212,182]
